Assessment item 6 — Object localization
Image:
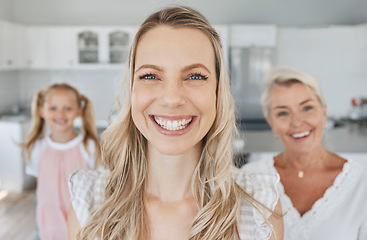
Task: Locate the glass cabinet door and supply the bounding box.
[109,31,129,64]
[78,31,99,64]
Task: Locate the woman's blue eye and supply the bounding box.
[188,73,208,80]
[277,111,288,117]
[49,107,56,111]
[140,74,157,80]
[303,106,312,111]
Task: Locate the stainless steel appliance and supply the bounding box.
[229,46,276,130]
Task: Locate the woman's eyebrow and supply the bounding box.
[273,105,288,110]
[300,99,313,105]
[182,63,211,73]
[135,64,163,73]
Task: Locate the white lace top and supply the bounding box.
[69,166,280,240]
[243,158,367,240]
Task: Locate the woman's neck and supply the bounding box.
[145,145,201,203]
[277,146,330,171]
[50,130,78,143]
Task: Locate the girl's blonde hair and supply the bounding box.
[23,83,101,168]
[261,66,326,119]
[80,6,269,240]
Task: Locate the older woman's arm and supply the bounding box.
[67,203,81,240]
[269,200,284,240]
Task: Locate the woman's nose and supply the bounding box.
[159,80,185,108]
[290,113,303,127]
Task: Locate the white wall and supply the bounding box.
[276,25,367,118]
[0,0,13,21]
[0,71,19,113]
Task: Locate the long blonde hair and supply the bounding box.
[23,83,101,168]
[80,6,265,239]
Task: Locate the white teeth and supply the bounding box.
[154,116,192,131]
[291,131,310,138]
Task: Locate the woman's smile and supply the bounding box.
[131,25,217,156]
[150,115,195,132]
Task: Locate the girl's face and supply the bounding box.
[131,26,217,156]
[40,89,81,135]
[267,83,327,155]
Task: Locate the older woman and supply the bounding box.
[244,66,367,240]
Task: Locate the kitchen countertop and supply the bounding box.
[236,122,367,154]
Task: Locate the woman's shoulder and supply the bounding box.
[231,164,280,240]
[232,163,279,207]
[68,167,108,226]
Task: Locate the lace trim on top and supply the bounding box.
[269,158,362,239]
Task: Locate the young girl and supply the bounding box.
[24,83,101,240]
[68,6,283,240]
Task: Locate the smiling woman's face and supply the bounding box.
[131,25,217,156]
[267,82,327,155]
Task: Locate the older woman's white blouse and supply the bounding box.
[69,166,280,240]
[243,158,367,240]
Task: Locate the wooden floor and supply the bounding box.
[0,189,37,240]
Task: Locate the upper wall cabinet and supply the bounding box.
[26,27,78,69]
[0,21,27,70]
[229,25,277,47]
[75,26,137,68]
[26,27,48,68]
[47,27,77,68]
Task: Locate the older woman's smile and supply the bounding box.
[290,130,311,139]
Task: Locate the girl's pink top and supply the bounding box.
[36,136,89,240]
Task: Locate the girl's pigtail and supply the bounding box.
[80,94,101,168]
[23,90,45,161]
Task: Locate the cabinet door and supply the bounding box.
[26,27,48,68]
[47,27,76,68]
[0,21,8,68]
[14,24,27,69]
[104,26,137,65]
[76,28,101,65]
[0,21,22,70]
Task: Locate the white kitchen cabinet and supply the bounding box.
[26,26,48,68]
[0,21,27,70]
[26,27,77,69]
[229,24,277,47]
[75,26,137,69]
[0,118,34,193]
[47,27,77,68]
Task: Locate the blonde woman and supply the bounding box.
[244,66,367,239]
[23,83,101,239]
[68,6,283,240]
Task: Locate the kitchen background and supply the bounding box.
[1,0,367,238]
[1,0,367,121]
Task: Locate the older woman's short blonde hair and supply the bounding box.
[261,66,326,119]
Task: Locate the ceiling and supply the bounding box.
[4,0,367,26]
